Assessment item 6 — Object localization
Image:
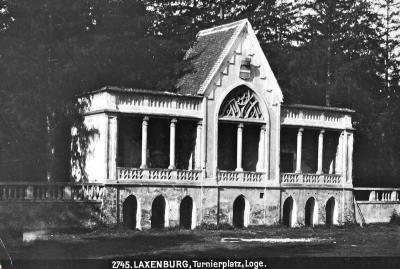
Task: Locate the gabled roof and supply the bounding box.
[176,19,248,95]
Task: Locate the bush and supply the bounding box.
[196,222,234,230]
[390,210,400,224]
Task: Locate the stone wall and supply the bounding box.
[218,188,280,226]
[102,186,325,229]
[0,200,102,231]
[281,188,355,225]
[102,185,209,229]
[356,202,400,223]
[0,185,356,232]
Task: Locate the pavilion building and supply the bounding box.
[74,19,355,229]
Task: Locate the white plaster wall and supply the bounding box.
[83,113,108,182]
[357,202,400,223]
[203,27,282,185]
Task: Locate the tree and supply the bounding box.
[0,0,186,182]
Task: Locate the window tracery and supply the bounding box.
[219,88,264,120]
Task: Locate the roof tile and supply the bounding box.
[176,26,239,95]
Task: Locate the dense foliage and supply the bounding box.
[0,0,399,186]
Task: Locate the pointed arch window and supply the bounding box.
[219,88,264,120]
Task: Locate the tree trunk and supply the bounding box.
[46,113,56,182]
[326,28,332,106]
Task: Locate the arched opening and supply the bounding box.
[282,196,296,227]
[180,196,193,229]
[326,197,337,226]
[217,86,266,172]
[305,197,318,227]
[122,195,138,229]
[151,195,166,229]
[233,195,249,228]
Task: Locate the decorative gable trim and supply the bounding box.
[197,19,248,95]
[197,20,246,37]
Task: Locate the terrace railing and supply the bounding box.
[117,167,201,183]
[354,187,400,202]
[217,170,265,186]
[83,88,203,119]
[281,105,353,130]
[280,173,342,185]
[0,182,104,202]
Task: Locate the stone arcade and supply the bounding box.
[73,19,356,229]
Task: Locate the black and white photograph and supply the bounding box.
[0,0,400,268]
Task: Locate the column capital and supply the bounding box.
[319,129,325,135]
[238,123,244,128]
[143,116,149,123]
[298,128,304,134]
[171,118,178,124]
[197,120,203,126]
[261,125,267,131]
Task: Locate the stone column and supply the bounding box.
[317,129,325,174]
[265,123,270,177]
[236,123,244,172]
[257,125,266,171]
[295,128,304,173]
[342,130,348,181]
[140,116,149,169]
[108,115,118,180]
[347,131,353,183]
[335,132,343,174]
[195,121,202,170]
[168,118,177,169]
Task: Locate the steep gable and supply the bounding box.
[177,19,283,105]
[176,20,247,95]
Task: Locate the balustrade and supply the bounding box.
[354,188,400,202]
[114,91,202,118]
[117,167,201,182]
[177,170,200,181]
[280,173,342,185]
[0,183,104,201]
[281,105,353,130]
[369,190,399,202]
[217,170,264,185]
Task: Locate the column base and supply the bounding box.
[295,170,302,174]
[235,168,243,172]
[168,165,176,170]
[140,164,147,169]
[316,171,323,175]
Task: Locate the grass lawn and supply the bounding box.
[2,223,400,268]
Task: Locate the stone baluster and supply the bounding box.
[26,186,34,199]
[64,186,72,199]
[369,190,375,201]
